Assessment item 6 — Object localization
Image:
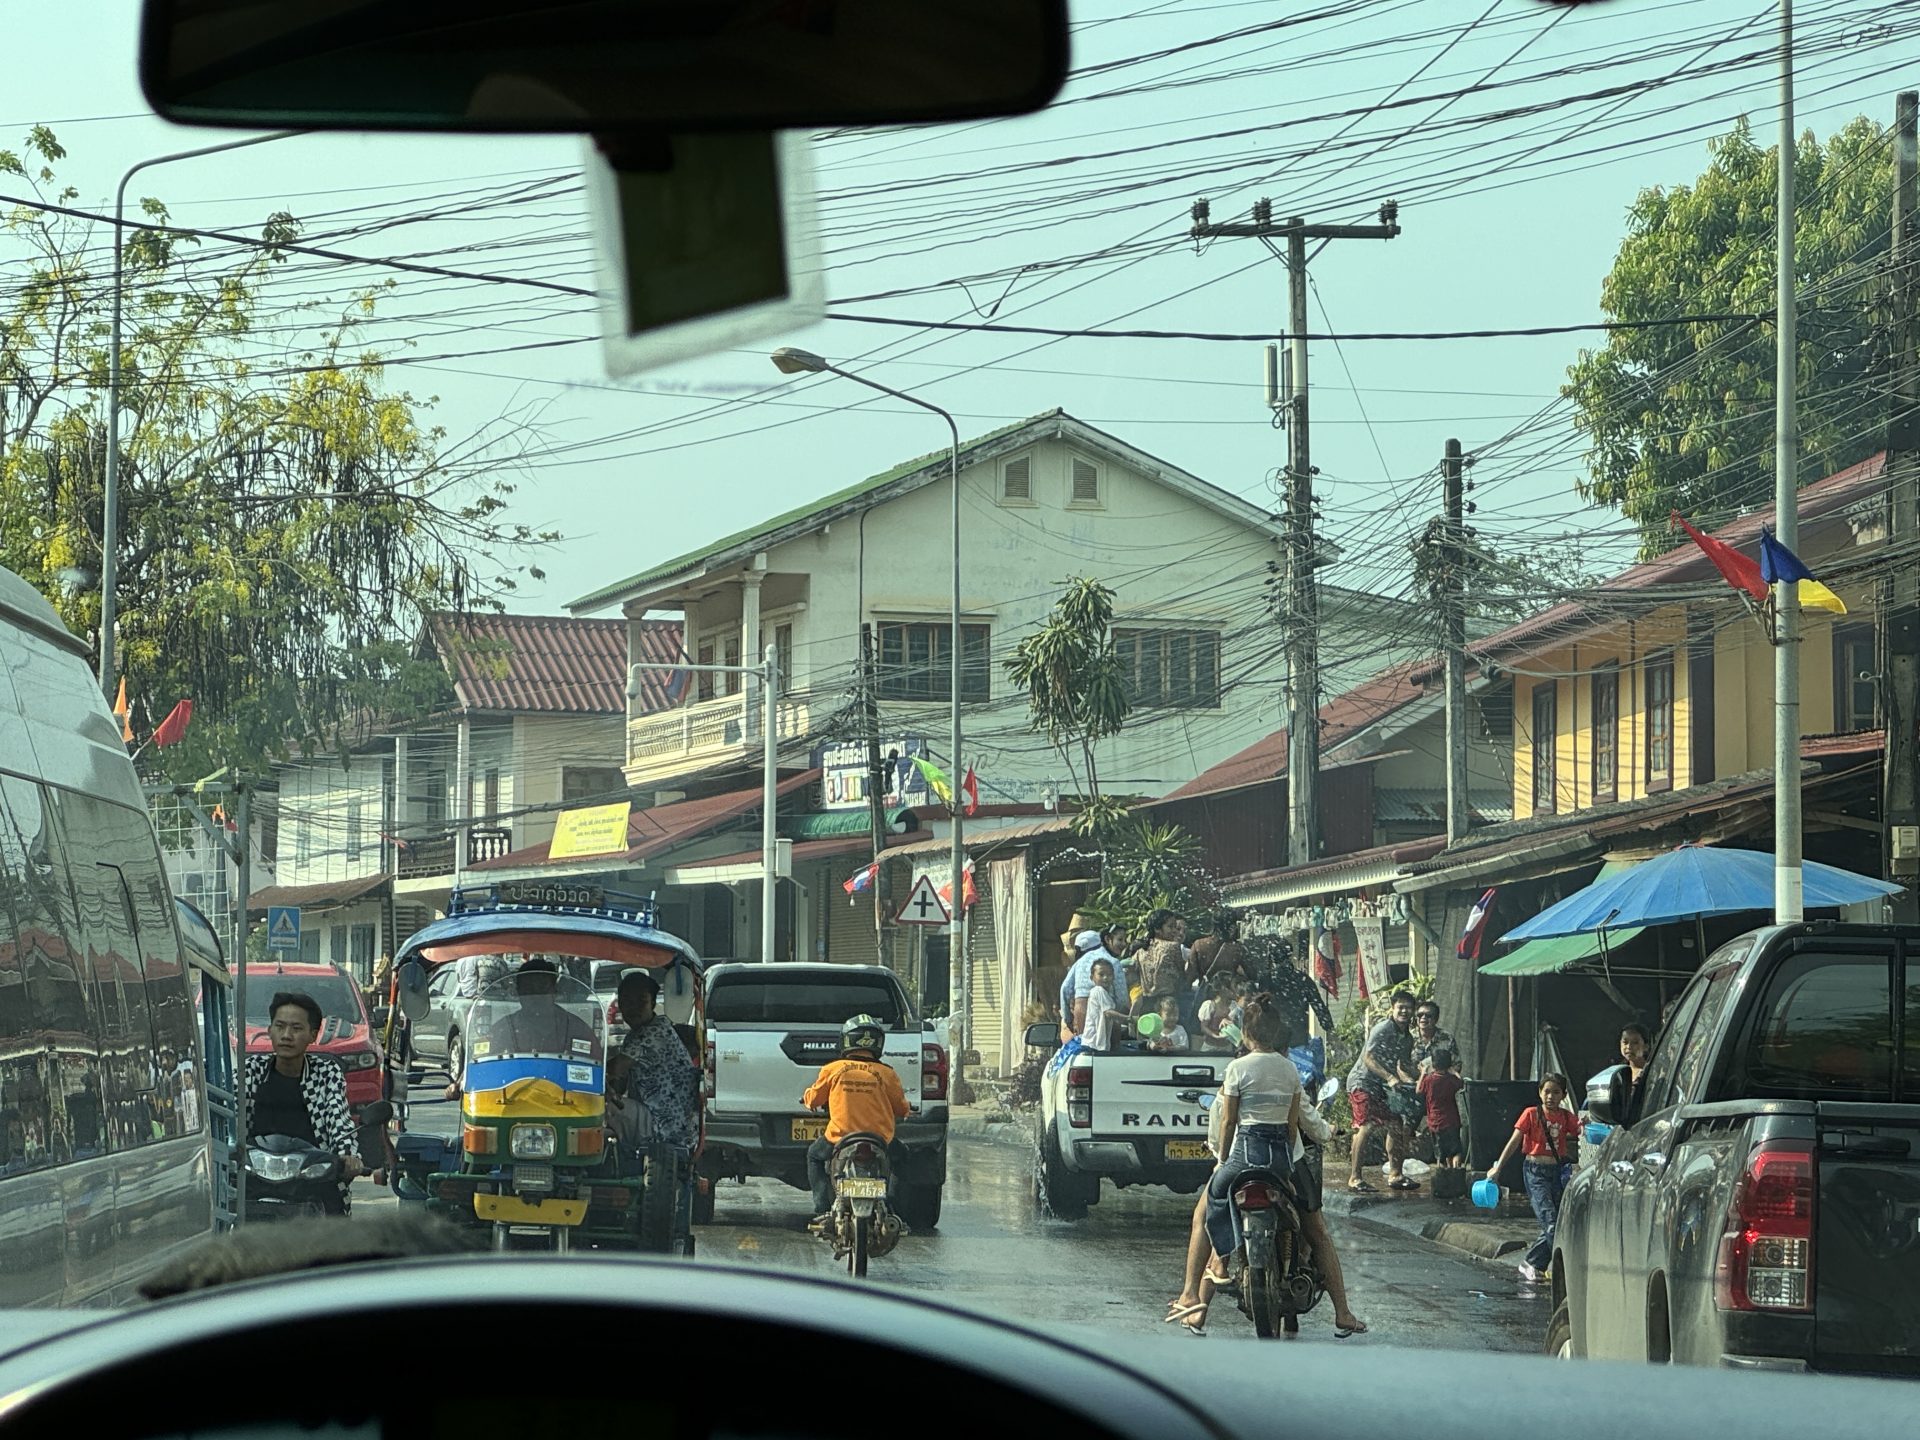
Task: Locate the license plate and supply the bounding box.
[837,1177,888,1199]
[791,1119,826,1141]
[1166,1140,1211,1161]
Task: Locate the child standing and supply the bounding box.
[1484,1071,1579,1283]
[1416,1046,1465,1167]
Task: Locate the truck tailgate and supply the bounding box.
[1088,1053,1222,1147]
[712,1025,922,1113]
[1816,1107,1920,1375]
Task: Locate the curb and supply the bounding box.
[948,1112,1036,1151]
[1323,1186,1535,1264]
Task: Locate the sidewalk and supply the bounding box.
[947,1102,1034,1151]
[1321,1156,1539,1264]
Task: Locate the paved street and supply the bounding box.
[385,1094,1549,1350]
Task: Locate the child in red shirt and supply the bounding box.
[1485,1072,1579,1284]
[1416,1047,1465,1166]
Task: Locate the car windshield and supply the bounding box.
[243,973,362,1029]
[12,0,1920,1379]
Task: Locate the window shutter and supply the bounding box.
[1002,456,1031,500]
[1070,458,1100,503]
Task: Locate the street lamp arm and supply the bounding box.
[816,361,961,453]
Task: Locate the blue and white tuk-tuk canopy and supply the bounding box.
[395,882,703,974]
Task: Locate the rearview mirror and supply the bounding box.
[1317,1077,1342,1105]
[1585,1064,1629,1126]
[397,960,430,1023]
[140,0,1071,134]
[1024,1021,1059,1052]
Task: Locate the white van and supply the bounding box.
[0,565,221,1305]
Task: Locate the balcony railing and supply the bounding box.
[395,825,512,879]
[626,692,810,783]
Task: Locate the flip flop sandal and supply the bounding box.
[1389,1177,1421,1190]
[1334,1319,1370,1338]
[1164,1302,1209,1324]
[1179,1306,1210,1337]
[1347,1179,1378,1193]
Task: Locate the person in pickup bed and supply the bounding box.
[1080,959,1130,1053]
[1145,996,1188,1054]
[1130,908,1191,1017]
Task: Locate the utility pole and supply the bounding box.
[860,624,894,964]
[1191,198,1401,866]
[1442,439,1471,844]
[1773,0,1803,924]
[1885,89,1920,921]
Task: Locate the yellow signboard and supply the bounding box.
[548,801,632,861]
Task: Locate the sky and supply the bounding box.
[12,0,1920,626]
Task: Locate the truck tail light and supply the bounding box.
[1715,1139,1815,1313]
[921,1043,948,1102]
[1067,1062,1093,1129]
[702,1038,716,1101]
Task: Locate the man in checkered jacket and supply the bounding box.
[245,991,364,1214]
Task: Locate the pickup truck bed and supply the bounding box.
[1554,922,1920,1376]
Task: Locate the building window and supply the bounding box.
[877,622,991,702]
[409,762,447,825]
[1531,682,1557,814]
[775,622,794,698]
[724,635,742,696]
[696,641,715,702]
[296,822,313,867]
[1645,652,1675,787]
[1834,623,1878,731]
[1000,455,1032,503]
[1115,629,1222,708]
[345,798,364,863]
[1590,664,1619,803]
[1068,455,1102,507]
[562,766,626,805]
[483,766,501,819]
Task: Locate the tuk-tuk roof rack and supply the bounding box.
[448,882,657,929]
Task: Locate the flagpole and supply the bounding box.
[1773,0,1805,924]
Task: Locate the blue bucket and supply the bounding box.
[1471,1178,1500,1209]
[1584,1121,1611,1147]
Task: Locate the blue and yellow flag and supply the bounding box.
[1758,528,1847,614]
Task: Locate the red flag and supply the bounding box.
[936,862,979,911]
[961,767,979,818]
[151,699,194,748]
[1672,512,1766,603]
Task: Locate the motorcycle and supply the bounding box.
[816,1131,903,1277]
[244,1101,391,1223]
[1202,1073,1341,1338]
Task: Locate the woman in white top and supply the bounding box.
[1170,996,1366,1337]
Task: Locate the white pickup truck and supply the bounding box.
[1028,1020,1224,1220]
[699,962,949,1229]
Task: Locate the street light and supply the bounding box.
[768,347,967,1061]
[99,130,299,698]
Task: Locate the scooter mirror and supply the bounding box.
[1317,1077,1342,1105]
[397,959,430,1022]
[358,1100,394,1129]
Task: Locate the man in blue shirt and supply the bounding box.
[1057,929,1129,1042]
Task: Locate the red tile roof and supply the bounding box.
[471,770,821,871]
[426,612,681,716]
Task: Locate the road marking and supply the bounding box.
[738,1234,760,1251]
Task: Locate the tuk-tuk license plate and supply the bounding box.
[1166,1140,1211,1161]
[838,1178,888,1199]
[791,1119,827,1142]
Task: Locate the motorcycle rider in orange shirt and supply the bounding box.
[800,1014,910,1223]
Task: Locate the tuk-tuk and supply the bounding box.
[388,883,703,1253]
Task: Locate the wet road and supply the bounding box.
[387,1095,1547,1350]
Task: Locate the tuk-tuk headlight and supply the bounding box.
[510,1124,557,1159]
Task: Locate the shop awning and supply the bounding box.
[246,872,388,913]
[786,809,914,840]
[1479,927,1647,976]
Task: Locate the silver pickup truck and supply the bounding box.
[699,962,950,1229]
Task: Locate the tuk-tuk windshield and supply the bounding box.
[466,967,606,1066]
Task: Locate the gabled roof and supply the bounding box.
[568,411,1284,614]
[1468,450,1888,664]
[425,612,681,716]
[1150,652,1454,803]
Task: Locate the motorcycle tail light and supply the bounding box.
[1234,1182,1274,1210]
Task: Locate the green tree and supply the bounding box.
[0,129,551,777]
[1004,576,1131,798]
[1564,116,1893,556]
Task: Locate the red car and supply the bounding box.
[242,963,387,1114]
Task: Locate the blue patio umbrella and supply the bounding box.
[1499,845,1902,943]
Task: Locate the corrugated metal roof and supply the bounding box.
[426,612,681,716]
[1374,788,1512,825]
[247,872,388,912]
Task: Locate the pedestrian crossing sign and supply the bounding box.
[893,875,950,927]
[267,905,301,953]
